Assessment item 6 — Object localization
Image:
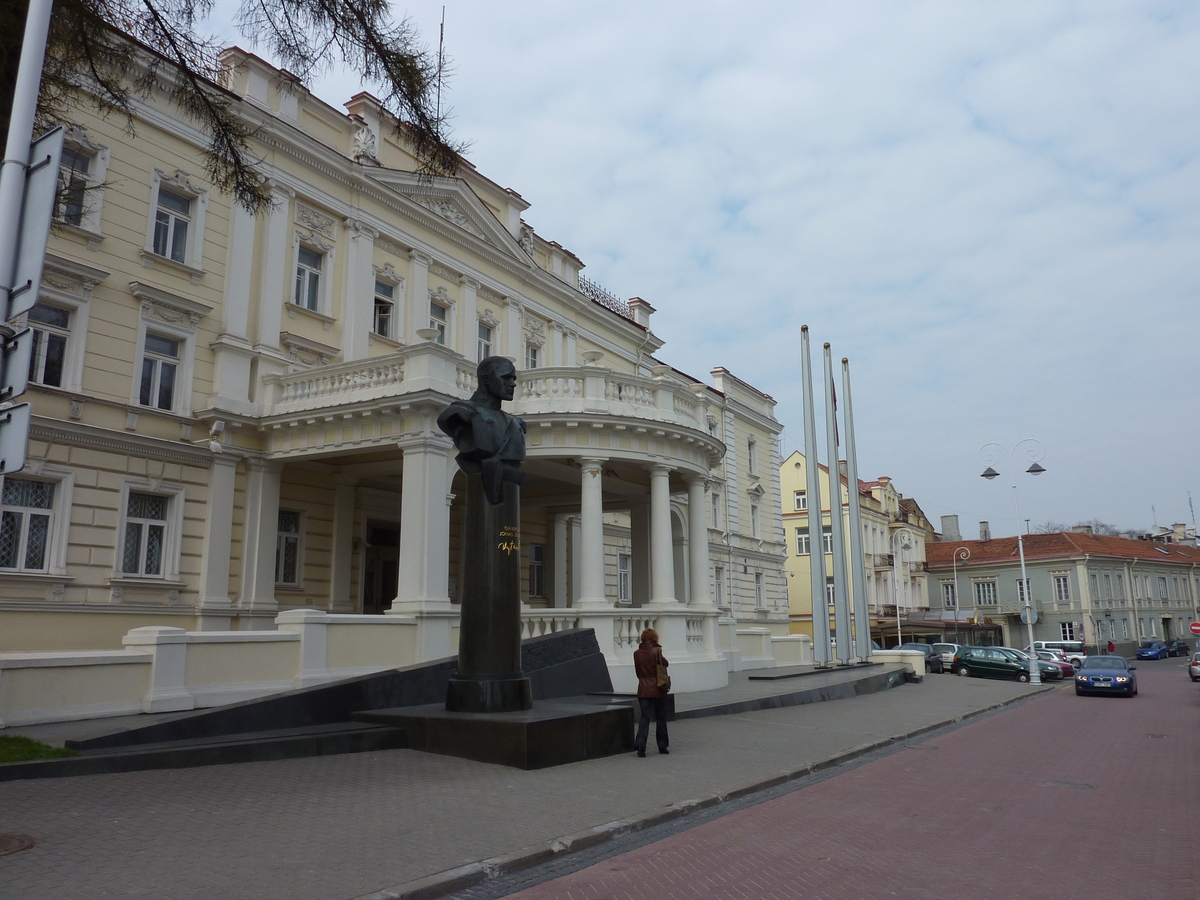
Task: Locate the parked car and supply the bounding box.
[1188,652,1200,682]
[899,642,944,674]
[1075,655,1137,697]
[1033,650,1075,678]
[1026,640,1087,668]
[996,647,1063,680]
[952,646,1040,683]
[1136,641,1169,660]
[931,642,963,670]
[1165,639,1191,657]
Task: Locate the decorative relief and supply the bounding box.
[376,237,405,258]
[522,315,545,337]
[519,224,535,257]
[477,286,503,304]
[412,196,491,243]
[295,203,336,239]
[351,119,378,163]
[373,263,404,288]
[478,309,500,328]
[429,285,455,307]
[280,332,339,368]
[429,262,457,281]
[156,167,202,195]
[298,228,334,253]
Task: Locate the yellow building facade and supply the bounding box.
[779,451,931,646]
[0,41,788,699]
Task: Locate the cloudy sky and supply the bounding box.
[211,1,1199,538]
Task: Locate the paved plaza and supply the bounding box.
[0,669,1114,900]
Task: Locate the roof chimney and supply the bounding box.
[979,521,991,541]
[838,460,848,479]
[941,515,961,542]
[1071,525,1093,535]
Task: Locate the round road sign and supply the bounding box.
[1190,622,1200,635]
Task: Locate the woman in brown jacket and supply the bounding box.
[633,627,669,757]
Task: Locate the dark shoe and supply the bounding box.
[658,748,669,754]
[636,749,646,757]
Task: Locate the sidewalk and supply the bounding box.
[0,670,1053,900]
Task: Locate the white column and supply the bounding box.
[577,458,608,608]
[196,455,239,630]
[341,220,376,361]
[570,515,582,604]
[256,184,293,353]
[503,297,524,361]
[404,251,431,344]
[390,430,454,612]
[565,328,578,366]
[329,476,356,612]
[649,465,679,606]
[553,513,570,608]
[238,459,282,620]
[209,202,256,415]
[687,474,713,608]
[548,322,565,367]
[459,276,479,359]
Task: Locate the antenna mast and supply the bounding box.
[436,6,446,121]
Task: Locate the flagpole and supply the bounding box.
[823,344,851,664]
[801,327,831,666]
[841,357,871,661]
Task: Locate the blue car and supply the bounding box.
[1075,655,1138,696]
[1136,641,1169,660]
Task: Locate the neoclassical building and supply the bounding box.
[0,42,789,696]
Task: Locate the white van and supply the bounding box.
[1026,640,1086,667]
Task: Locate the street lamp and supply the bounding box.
[980,439,1046,685]
[892,527,914,647]
[951,546,970,641]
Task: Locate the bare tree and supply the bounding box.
[1074,518,1121,536]
[1033,521,1067,534]
[3,0,463,213]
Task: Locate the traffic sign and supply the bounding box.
[1020,607,1038,625]
[1190,622,1200,636]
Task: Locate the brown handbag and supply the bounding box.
[655,650,671,693]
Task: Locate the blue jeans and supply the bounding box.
[635,697,668,752]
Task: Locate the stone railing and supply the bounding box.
[520,610,581,640]
[514,367,707,431]
[266,356,406,415]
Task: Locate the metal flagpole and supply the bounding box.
[841,357,871,662]
[801,327,830,666]
[824,344,851,664]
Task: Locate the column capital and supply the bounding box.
[409,249,433,267]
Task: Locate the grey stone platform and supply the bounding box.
[355,696,634,769]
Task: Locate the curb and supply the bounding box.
[350,685,1054,900]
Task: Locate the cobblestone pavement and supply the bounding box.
[481,661,1200,900]
[2,672,1047,900]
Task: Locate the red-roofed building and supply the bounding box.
[924,529,1200,654]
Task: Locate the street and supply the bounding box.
[487,660,1200,900]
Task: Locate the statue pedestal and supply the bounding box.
[446,474,532,712]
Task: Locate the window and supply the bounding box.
[58,147,91,227]
[756,572,765,607]
[525,344,539,369]
[714,566,724,607]
[527,543,545,598]
[793,490,807,511]
[825,576,835,605]
[711,492,721,530]
[1158,576,1169,599]
[1113,573,1125,601]
[1102,573,1113,600]
[618,553,631,602]
[747,439,757,475]
[152,188,191,263]
[942,582,957,607]
[1121,618,1129,639]
[26,304,70,387]
[122,492,168,576]
[821,524,833,555]
[974,581,997,605]
[294,247,323,311]
[0,478,55,571]
[795,529,810,556]
[750,503,759,538]
[1060,622,1077,641]
[373,280,395,338]
[1089,574,1099,599]
[275,510,302,586]
[138,332,180,411]
[1016,578,1031,604]
[477,323,493,362]
[429,300,448,343]
[1053,574,1070,602]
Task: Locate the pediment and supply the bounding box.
[367,170,527,260]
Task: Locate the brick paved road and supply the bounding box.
[498,661,1200,900]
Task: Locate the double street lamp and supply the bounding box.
[891,527,914,647]
[980,440,1046,685]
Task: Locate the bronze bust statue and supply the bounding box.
[437,356,526,504]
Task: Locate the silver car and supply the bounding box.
[931,642,962,670]
[1189,652,1200,682]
